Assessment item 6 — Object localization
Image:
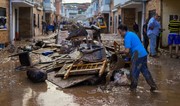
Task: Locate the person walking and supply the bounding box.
[42,21,47,35]
[118,24,157,92]
[168,15,180,58]
[147,13,160,57]
[143,19,149,53]
[53,20,57,33]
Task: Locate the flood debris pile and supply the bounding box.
[9,23,131,88]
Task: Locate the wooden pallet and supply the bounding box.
[61,60,107,79]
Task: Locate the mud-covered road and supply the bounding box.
[0,33,180,106]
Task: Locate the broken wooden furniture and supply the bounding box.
[114,41,120,53]
[55,60,107,79]
[113,41,131,65]
[80,46,107,63]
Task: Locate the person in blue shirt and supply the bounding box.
[147,14,160,57]
[118,24,157,92]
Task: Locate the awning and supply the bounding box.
[121,1,142,8]
[12,0,34,7]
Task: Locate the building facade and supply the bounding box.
[99,0,111,33]
[43,0,56,25]
[33,0,44,36]
[0,0,9,44]
[11,0,34,42]
[55,0,62,21]
[146,0,180,47]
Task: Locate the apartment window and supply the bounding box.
[110,16,112,26]
[118,15,122,25]
[34,14,37,27]
[38,14,40,28]
[0,7,7,29]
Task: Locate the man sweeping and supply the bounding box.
[118,24,157,92]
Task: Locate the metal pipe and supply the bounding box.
[9,0,14,45]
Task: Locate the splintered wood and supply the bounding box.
[55,60,107,79]
[114,41,121,53]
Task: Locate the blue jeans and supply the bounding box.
[130,56,157,89]
[149,34,157,55]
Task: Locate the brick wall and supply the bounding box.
[33,7,43,36]
[0,0,9,43]
[55,0,61,16]
[146,0,161,19]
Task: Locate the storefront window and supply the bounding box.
[0,7,7,29]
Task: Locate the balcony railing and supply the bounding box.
[100,0,110,13]
[43,1,56,12]
[100,5,110,13]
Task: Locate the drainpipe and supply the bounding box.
[141,1,146,42]
[9,0,14,45]
[160,0,163,47]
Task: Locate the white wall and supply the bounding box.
[162,0,180,46]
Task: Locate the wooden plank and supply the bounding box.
[64,64,74,79]
[99,60,107,76]
[55,68,99,76]
[35,33,57,40]
[58,60,107,79]
[65,62,104,69]
[55,70,98,77]
[47,72,95,88]
[32,48,57,54]
[45,44,62,48]
[105,46,115,52]
[55,64,72,78]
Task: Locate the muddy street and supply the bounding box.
[0,37,180,106]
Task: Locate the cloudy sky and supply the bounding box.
[62,0,91,3]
